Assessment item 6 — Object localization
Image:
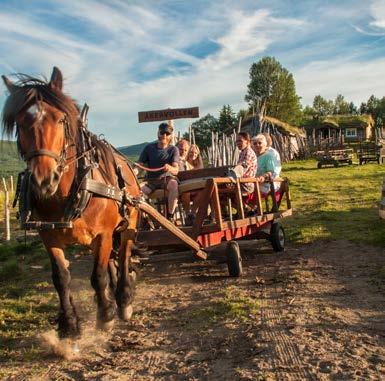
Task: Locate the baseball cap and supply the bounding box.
[158,122,173,134]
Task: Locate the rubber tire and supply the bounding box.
[348,160,352,165]
[270,222,285,252]
[317,162,322,169]
[359,159,363,165]
[333,162,339,167]
[226,241,243,277]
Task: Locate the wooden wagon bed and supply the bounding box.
[357,142,385,165]
[136,167,292,276]
[315,148,353,168]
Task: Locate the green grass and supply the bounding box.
[282,159,385,245]
[0,140,24,179]
[0,242,55,361]
[178,286,259,329]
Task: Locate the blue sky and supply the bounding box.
[1,0,385,146]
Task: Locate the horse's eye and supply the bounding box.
[58,118,65,125]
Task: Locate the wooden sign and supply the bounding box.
[138,107,199,123]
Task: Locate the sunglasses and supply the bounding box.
[159,131,171,136]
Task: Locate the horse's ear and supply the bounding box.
[2,75,17,93]
[49,67,63,90]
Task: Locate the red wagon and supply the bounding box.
[136,166,292,276]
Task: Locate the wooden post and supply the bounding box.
[238,117,242,133]
[228,198,233,223]
[10,176,14,193]
[4,190,10,241]
[2,178,10,241]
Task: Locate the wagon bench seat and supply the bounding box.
[147,178,210,199]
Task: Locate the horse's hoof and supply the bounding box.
[97,319,114,331]
[120,305,133,321]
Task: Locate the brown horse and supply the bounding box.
[1,67,141,339]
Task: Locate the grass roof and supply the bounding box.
[302,114,374,130]
[241,114,305,137]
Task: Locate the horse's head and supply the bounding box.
[2,67,79,198]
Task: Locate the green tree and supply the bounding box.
[359,95,385,129]
[236,108,250,121]
[245,56,302,125]
[302,105,316,117]
[348,101,358,115]
[359,102,367,114]
[312,95,334,117]
[375,97,385,128]
[366,95,380,117]
[333,94,350,114]
[186,114,219,151]
[218,105,236,133]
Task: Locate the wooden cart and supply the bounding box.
[315,149,353,168]
[136,167,292,277]
[357,142,385,165]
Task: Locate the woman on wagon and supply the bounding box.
[252,133,281,195]
[187,144,204,170]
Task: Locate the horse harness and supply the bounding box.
[14,104,137,230]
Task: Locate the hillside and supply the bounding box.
[0,140,147,179]
[117,141,149,158]
[0,141,24,178]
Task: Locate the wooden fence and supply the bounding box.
[1,176,14,241]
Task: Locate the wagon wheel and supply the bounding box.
[333,161,339,167]
[348,159,352,165]
[359,158,363,165]
[226,241,243,277]
[317,162,322,169]
[270,222,285,252]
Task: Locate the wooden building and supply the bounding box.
[303,114,374,147]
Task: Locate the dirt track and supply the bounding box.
[3,239,385,380]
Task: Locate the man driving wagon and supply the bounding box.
[135,122,180,221]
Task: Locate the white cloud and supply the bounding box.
[295,57,385,106]
[370,0,385,29]
[0,0,384,145]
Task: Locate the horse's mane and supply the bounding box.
[1,74,118,185]
[1,74,79,139]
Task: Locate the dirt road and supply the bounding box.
[3,240,385,380]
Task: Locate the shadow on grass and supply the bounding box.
[284,163,366,173]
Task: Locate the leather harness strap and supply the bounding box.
[24,149,62,162]
[81,178,123,203]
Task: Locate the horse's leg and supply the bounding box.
[116,207,138,321]
[44,245,81,339]
[91,234,116,330]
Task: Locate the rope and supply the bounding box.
[132,162,166,172]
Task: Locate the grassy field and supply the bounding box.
[282,158,385,245]
[0,141,24,179]
[0,158,385,365]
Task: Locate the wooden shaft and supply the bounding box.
[138,201,207,260]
